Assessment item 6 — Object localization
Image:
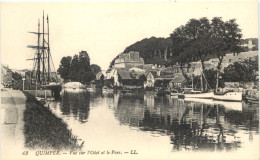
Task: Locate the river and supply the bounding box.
[47,90,259,159]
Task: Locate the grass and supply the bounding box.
[23,92,84,150]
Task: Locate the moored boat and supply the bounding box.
[170,89,179,98]
[245,96,259,104]
[178,90,213,99]
[102,86,113,93]
[213,91,242,102]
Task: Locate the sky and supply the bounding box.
[0,1,258,71]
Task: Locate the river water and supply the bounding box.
[47,90,259,159]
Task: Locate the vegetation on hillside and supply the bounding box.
[171,17,242,91]
[109,37,172,68]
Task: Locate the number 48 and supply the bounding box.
[22,151,28,155]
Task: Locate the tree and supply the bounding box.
[139,74,147,85]
[170,18,212,91]
[57,56,72,82]
[170,26,191,78]
[222,62,254,82]
[78,51,92,84]
[91,64,101,75]
[170,17,242,91]
[210,17,242,88]
[69,54,79,81]
[58,50,99,83]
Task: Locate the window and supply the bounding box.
[229,59,232,63]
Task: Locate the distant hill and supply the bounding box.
[109,37,258,68]
[109,37,173,68]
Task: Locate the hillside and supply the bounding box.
[109,37,258,68]
[109,37,173,68]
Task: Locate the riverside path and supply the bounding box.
[1,88,26,159]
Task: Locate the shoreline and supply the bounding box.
[23,92,84,150]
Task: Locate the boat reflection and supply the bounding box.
[184,98,243,111]
[111,92,259,151]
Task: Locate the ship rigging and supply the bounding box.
[27,11,58,85]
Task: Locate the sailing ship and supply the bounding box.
[178,70,213,99]
[27,11,59,87]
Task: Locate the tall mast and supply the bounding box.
[47,14,50,82]
[37,19,41,82]
[42,11,45,83]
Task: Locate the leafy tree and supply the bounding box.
[170,26,191,78]
[69,54,79,81]
[170,18,212,91]
[210,17,242,88]
[139,74,147,85]
[78,51,92,84]
[58,51,99,83]
[91,64,101,75]
[204,69,225,89]
[222,62,254,82]
[57,56,72,82]
[171,17,242,91]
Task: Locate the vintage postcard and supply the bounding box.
[1,1,259,160]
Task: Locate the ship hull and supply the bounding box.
[213,92,242,102]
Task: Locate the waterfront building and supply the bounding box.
[144,70,157,88]
[113,51,144,69]
[169,73,186,89]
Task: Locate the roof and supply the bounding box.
[129,67,146,74]
[170,74,185,83]
[118,69,132,79]
[159,74,175,79]
[106,68,112,73]
[145,70,159,78]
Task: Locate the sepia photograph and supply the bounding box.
[1,1,259,160]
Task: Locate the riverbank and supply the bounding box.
[23,92,84,150]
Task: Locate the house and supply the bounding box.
[144,71,157,88]
[113,51,144,69]
[115,68,133,86]
[106,68,118,80]
[169,73,186,90]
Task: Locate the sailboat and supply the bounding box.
[178,70,213,99]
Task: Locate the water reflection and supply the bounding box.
[112,92,259,151]
[48,91,259,153]
[61,91,90,123]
